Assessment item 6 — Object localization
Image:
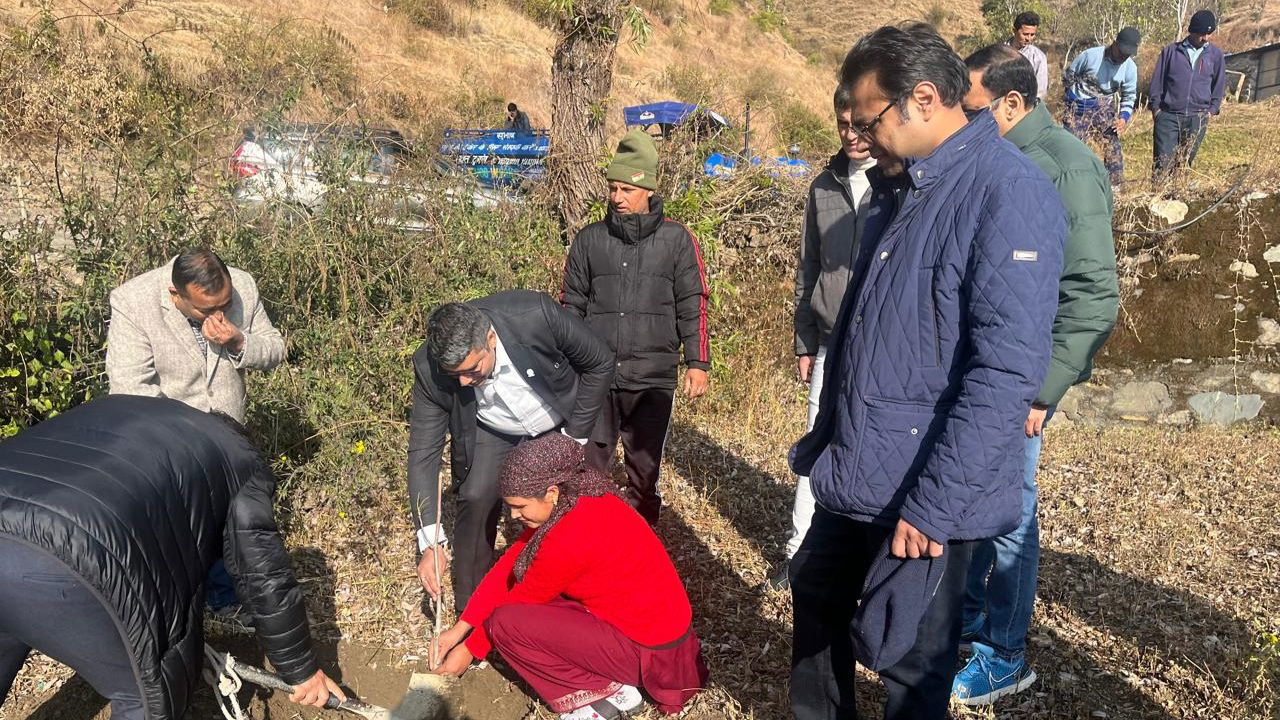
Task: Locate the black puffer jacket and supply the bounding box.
[561,197,711,390]
[0,395,317,720]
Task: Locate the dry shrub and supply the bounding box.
[663,64,718,104]
[0,15,139,144]
[205,18,357,110]
[394,0,463,35]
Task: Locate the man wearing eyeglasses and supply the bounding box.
[407,291,614,612]
[952,43,1117,707]
[787,24,1066,720]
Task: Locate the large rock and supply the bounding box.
[1259,318,1280,346]
[1188,392,1264,425]
[1265,244,1280,264]
[1251,371,1280,394]
[1229,260,1260,278]
[1150,198,1189,224]
[1110,381,1173,416]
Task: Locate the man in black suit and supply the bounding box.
[407,290,614,611]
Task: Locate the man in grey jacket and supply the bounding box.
[764,86,877,591]
[106,248,285,424]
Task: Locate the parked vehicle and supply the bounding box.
[229,124,430,231]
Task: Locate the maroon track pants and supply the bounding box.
[485,598,707,714]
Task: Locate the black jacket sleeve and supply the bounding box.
[560,233,591,318]
[224,468,319,685]
[539,293,614,438]
[406,355,450,529]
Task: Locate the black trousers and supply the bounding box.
[452,423,523,612]
[0,537,145,720]
[790,508,975,720]
[585,387,675,525]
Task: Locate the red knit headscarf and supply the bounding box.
[498,433,621,580]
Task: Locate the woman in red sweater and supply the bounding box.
[430,433,707,719]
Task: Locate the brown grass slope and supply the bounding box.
[0,0,859,151]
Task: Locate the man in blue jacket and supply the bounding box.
[788,24,1066,720]
[1149,10,1227,181]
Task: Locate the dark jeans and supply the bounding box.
[790,508,975,720]
[0,537,144,720]
[452,423,524,612]
[206,559,238,610]
[1153,110,1209,180]
[585,387,675,525]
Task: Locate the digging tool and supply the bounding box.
[203,644,450,720]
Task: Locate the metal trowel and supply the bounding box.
[204,645,452,720]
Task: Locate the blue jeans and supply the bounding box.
[961,428,1044,661]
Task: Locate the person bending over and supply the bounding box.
[0,395,342,720]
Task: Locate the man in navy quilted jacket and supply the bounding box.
[787,24,1066,720]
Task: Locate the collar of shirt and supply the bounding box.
[486,334,516,385]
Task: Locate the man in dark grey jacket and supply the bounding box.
[408,290,614,611]
[0,395,341,720]
[764,86,877,592]
[561,130,711,525]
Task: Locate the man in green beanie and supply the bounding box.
[560,129,711,525]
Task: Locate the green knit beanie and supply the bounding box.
[605,129,659,191]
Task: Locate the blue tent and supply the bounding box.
[623,102,730,137]
[624,102,699,127]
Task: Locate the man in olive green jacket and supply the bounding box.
[951,44,1118,705]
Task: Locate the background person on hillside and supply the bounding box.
[1008,11,1048,99]
[561,129,711,526]
[765,85,878,592]
[1062,27,1141,185]
[957,44,1118,706]
[1149,10,1226,182]
[0,395,343,720]
[505,102,533,132]
[429,434,708,720]
[788,24,1066,720]
[407,292,614,614]
[105,247,286,613]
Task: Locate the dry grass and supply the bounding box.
[0,0,845,154]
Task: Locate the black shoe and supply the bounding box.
[759,563,790,592]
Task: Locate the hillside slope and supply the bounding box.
[0,0,982,153]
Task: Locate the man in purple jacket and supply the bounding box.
[1149,10,1227,181]
[787,23,1066,720]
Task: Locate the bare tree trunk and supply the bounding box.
[547,0,626,242]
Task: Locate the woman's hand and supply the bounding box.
[289,669,347,708]
[433,644,475,678]
[430,621,472,670]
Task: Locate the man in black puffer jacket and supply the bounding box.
[0,395,342,720]
[561,129,711,524]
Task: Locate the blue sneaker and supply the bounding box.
[951,643,1037,705]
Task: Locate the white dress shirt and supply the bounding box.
[475,334,563,436]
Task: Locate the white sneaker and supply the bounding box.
[602,684,643,713]
[559,704,617,720]
[558,685,643,719]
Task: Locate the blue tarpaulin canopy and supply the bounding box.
[623,102,730,131]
